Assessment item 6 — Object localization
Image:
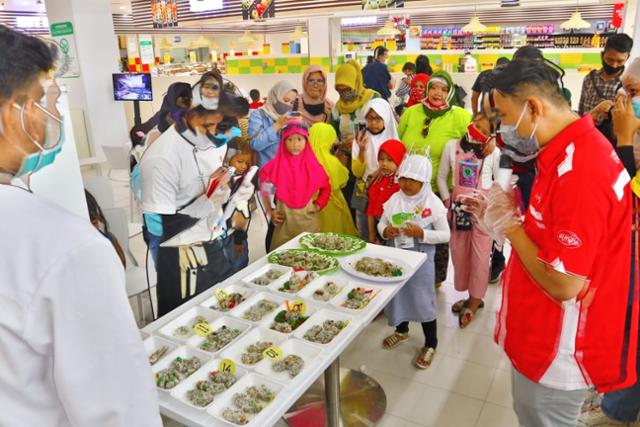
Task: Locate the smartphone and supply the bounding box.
[356,121,367,135]
[207,167,235,198]
[288,98,301,117]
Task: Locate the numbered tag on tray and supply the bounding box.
[215,288,228,302]
[219,358,236,375]
[288,299,307,315]
[193,322,212,337]
[263,346,283,362]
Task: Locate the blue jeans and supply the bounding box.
[143,228,161,269]
[601,338,640,422]
[228,239,249,273]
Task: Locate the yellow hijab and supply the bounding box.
[309,123,349,190]
[335,60,377,114]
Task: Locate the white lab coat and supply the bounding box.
[0,184,161,427]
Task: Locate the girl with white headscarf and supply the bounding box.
[377,154,450,370]
[248,80,298,168]
[351,98,399,239]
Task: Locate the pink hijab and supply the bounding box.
[259,121,329,209]
[299,65,334,126]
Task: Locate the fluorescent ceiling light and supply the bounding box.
[342,16,378,26]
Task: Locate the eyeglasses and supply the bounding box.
[202,84,220,91]
[307,79,325,86]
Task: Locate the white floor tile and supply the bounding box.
[406,385,484,427]
[486,368,514,409]
[412,356,495,401]
[440,328,505,369]
[475,402,519,427]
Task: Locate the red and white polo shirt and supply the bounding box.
[495,115,638,392]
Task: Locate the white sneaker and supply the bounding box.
[578,407,627,426]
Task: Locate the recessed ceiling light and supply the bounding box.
[120,5,126,9]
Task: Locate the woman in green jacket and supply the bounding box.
[398,70,471,285]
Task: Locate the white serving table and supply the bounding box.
[142,233,426,427]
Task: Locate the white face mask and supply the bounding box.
[182,128,213,150]
[201,97,219,111]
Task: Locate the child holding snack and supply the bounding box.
[379,154,450,369]
[365,139,406,244]
[259,121,331,250]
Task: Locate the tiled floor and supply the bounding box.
[94,169,519,427]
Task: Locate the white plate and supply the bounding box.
[200,284,255,315]
[157,306,220,343]
[242,264,292,290]
[144,335,179,367]
[169,359,249,411]
[220,327,287,369]
[258,301,318,337]
[297,276,348,305]
[231,292,286,324]
[270,270,322,297]
[293,309,356,347]
[254,338,323,383]
[329,283,389,314]
[151,346,212,392]
[339,254,414,283]
[186,316,253,355]
[207,373,285,427]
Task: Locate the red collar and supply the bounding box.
[537,115,595,173]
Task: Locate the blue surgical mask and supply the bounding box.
[632,96,640,119]
[498,104,540,162]
[13,101,65,177]
[212,126,241,148]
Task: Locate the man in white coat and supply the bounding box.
[0,26,161,426]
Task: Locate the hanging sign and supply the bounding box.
[612,3,625,29]
[242,0,275,21]
[190,0,223,12]
[152,0,178,28]
[50,22,81,78]
[362,0,404,9]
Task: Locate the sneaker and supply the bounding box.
[578,407,626,426]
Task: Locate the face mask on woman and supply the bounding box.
[274,100,292,115]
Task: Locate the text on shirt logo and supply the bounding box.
[557,230,582,248]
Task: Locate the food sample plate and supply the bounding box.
[231,292,286,324]
[151,346,212,392]
[297,276,347,305]
[186,316,253,355]
[144,335,179,367]
[220,327,287,369]
[200,284,255,315]
[299,232,366,256]
[258,301,318,336]
[242,264,292,290]
[339,254,414,283]
[330,283,387,313]
[170,359,249,411]
[293,309,355,347]
[207,373,285,427]
[272,270,321,297]
[254,338,323,383]
[268,249,339,275]
[158,306,220,343]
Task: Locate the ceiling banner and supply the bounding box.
[242,0,276,21]
[151,0,178,28]
[362,0,404,10]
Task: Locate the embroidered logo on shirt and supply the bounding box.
[422,208,432,218]
[557,230,582,248]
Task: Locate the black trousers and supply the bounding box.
[396,320,438,349]
[156,235,234,317]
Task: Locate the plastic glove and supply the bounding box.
[483,183,522,240]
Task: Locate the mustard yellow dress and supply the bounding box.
[309,123,358,236]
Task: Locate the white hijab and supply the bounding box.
[353,98,399,180]
[383,154,447,227]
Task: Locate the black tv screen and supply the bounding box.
[112,73,153,101]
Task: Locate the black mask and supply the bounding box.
[602,55,625,76]
[303,102,325,116]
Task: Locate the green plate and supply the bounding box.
[299,233,367,256]
[268,249,339,275]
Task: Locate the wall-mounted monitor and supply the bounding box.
[112,73,153,102]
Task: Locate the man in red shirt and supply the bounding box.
[478,59,638,426]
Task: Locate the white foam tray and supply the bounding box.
[258,301,319,337]
[241,264,292,291]
[329,282,390,315]
[199,283,255,315]
[297,276,348,305]
[169,358,249,411]
[293,308,356,348]
[254,338,323,383]
[207,373,286,427]
[157,306,220,343]
[144,335,179,367]
[186,316,253,355]
[269,271,322,297]
[151,346,213,393]
[220,327,287,369]
[230,292,286,324]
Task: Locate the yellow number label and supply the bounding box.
[193,322,212,337]
[263,346,283,362]
[219,359,236,375]
[215,288,228,302]
[290,299,307,315]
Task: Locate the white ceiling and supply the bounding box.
[0,0,132,14]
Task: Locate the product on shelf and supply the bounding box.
[242,299,280,322]
[173,315,209,339]
[222,385,276,425]
[199,326,242,353]
[156,356,202,389]
[303,320,347,344]
[241,341,273,365]
[272,355,305,378]
[186,371,238,407]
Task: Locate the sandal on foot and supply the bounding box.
[415,347,436,369]
[382,332,408,349]
[451,299,468,313]
[459,308,476,328]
